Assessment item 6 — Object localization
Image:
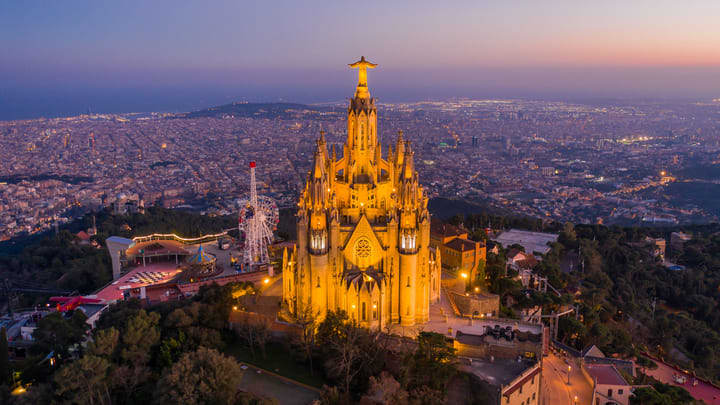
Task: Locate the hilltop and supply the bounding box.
[182,102,342,119]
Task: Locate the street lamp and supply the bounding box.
[574,395,578,404]
[567,365,572,385]
[460,272,468,290]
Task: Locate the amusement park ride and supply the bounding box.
[236,161,279,270]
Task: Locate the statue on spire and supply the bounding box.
[348,56,377,99]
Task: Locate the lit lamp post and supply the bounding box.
[574,395,578,404]
[567,365,572,385]
[460,272,468,290]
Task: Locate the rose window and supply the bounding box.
[356,239,371,258]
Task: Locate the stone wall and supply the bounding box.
[450,291,499,317]
[454,331,543,360]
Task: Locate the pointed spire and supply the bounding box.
[319,129,326,144]
[282,247,288,269]
[331,144,337,161]
[402,146,415,179]
[395,131,406,167]
[396,131,405,151]
[311,141,326,179]
[312,154,324,179]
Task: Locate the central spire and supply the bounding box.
[348,56,377,99]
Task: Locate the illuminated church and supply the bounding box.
[281,57,441,327]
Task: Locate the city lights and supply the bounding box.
[3,3,719,404]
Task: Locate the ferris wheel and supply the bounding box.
[236,161,279,266]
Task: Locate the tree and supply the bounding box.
[402,332,456,395]
[636,356,658,374]
[559,222,577,248]
[474,260,486,287]
[94,299,143,331]
[362,371,409,404]
[291,306,318,375]
[54,355,112,405]
[316,310,349,349]
[31,310,89,358]
[165,306,197,329]
[317,310,388,397]
[88,327,119,359]
[158,332,188,369]
[120,310,161,366]
[558,316,586,347]
[235,316,271,359]
[317,385,343,405]
[194,282,236,330]
[325,321,367,396]
[408,385,446,405]
[153,347,243,405]
[111,310,161,403]
[630,383,694,405]
[0,327,9,385]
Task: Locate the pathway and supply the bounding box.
[644,356,720,405]
[238,363,320,405]
[542,351,593,405]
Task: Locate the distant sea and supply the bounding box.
[0,87,237,121]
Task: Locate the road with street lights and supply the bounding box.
[542,351,593,405]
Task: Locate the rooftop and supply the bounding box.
[92,262,183,301]
[126,239,190,257]
[586,364,629,386]
[463,357,537,387]
[76,303,108,318]
[431,218,467,239]
[445,237,480,252]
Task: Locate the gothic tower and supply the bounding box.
[282,57,441,327]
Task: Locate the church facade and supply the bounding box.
[281,57,441,327]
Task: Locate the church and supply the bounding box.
[281,57,441,327]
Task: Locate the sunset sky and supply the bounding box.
[2,1,720,118]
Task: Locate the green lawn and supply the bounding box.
[223,341,329,388]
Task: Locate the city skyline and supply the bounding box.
[3,1,720,119]
[2,1,720,399]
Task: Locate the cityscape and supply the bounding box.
[1,2,720,405]
[2,97,720,240]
